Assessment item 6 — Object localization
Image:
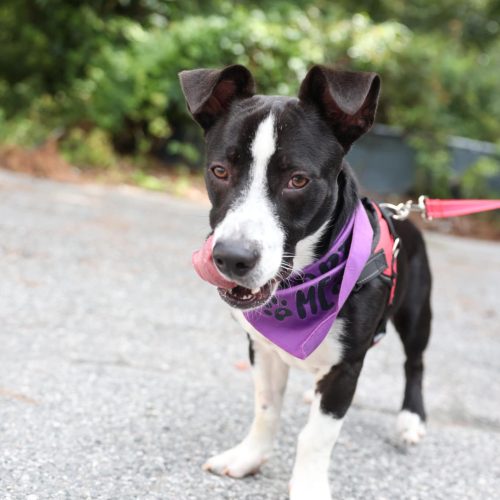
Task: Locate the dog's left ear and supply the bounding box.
[299,65,380,152]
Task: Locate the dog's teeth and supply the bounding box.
[251,288,260,294]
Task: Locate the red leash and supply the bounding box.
[425,198,500,219]
[381,196,500,221]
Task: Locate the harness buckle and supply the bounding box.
[380,195,429,221]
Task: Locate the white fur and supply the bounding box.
[396,409,426,445]
[213,113,284,289]
[303,388,315,404]
[292,220,330,273]
[206,309,344,488]
[233,311,345,375]
[210,114,349,497]
[203,338,289,477]
[290,396,344,500]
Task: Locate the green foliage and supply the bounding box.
[60,129,117,169]
[409,135,453,198]
[332,0,500,49]
[1,0,500,195]
[132,170,168,191]
[462,157,500,198]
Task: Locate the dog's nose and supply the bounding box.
[212,240,260,278]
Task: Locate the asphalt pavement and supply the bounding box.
[0,169,499,500]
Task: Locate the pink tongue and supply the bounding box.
[192,235,237,289]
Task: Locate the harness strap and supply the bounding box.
[355,201,399,345]
[356,202,398,300]
[375,204,399,304]
[355,250,389,288]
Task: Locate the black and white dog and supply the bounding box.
[179,64,432,500]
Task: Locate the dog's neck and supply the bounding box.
[314,162,360,259]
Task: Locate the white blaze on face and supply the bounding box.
[213,113,285,288]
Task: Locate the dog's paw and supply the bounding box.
[289,475,331,500]
[202,441,268,478]
[396,410,426,445]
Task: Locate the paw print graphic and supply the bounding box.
[338,241,350,256]
[263,297,293,321]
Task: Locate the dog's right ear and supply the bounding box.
[178,65,255,131]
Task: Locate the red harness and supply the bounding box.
[357,196,500,344]
[372,203,398,304]
[355,201,399,344]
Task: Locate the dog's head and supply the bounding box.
[179,64,380,309]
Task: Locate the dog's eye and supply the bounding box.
[210,165,229,180]
[287,175,309,189]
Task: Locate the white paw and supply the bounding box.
[397,410,426,445]
[203,440,268,478]
[303,389,315,404]
[289,475,331,500]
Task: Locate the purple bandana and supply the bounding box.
[244,202,373,359]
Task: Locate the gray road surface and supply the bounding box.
[1,169,499,500]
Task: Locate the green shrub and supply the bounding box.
[73,7,428,163]
[60,128,117,169]
[462,156,500,199]
[1,0,500,196]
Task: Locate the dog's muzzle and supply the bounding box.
[192,236,278,309]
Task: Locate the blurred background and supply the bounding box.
[1,4,500,498]
[1,0,499,234]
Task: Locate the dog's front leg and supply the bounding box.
[290,359,364,500]
[203,338,289,478]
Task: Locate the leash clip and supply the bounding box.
[392,237,401,259]
[380,195,429,221]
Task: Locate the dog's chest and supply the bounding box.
[232,310,345,375]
